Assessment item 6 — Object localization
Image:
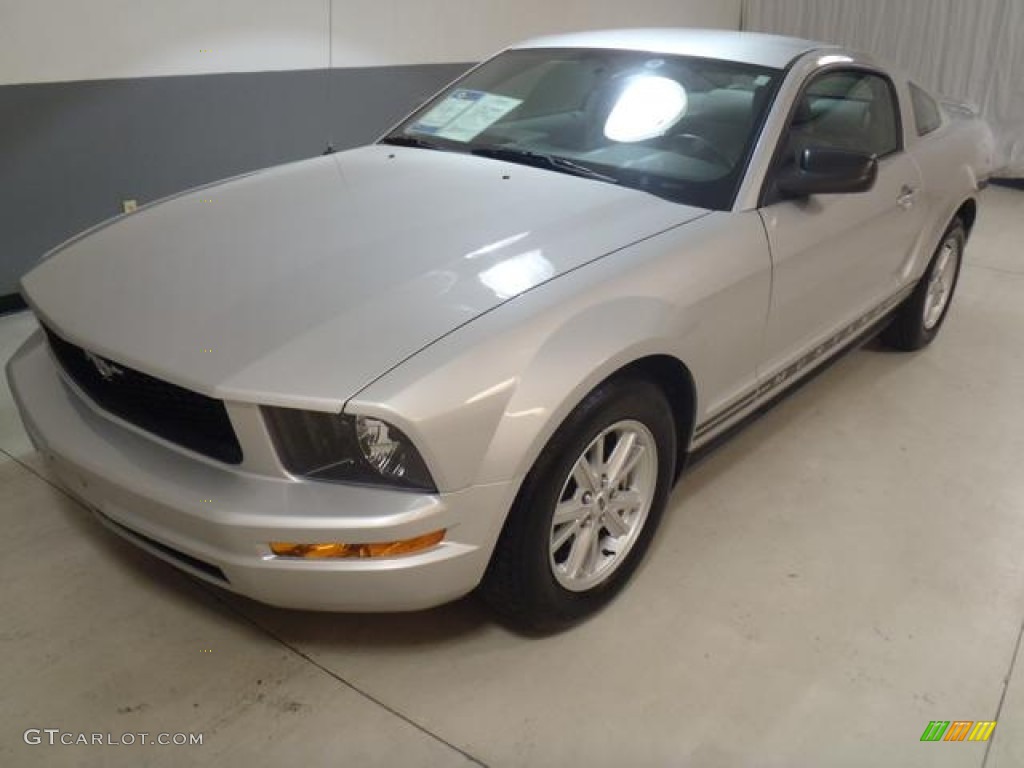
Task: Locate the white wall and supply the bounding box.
[331,1,743,67]
[0,1,329,85]
[0,0,740,85]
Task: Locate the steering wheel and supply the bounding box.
[670,133,733,168]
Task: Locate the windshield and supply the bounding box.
[383,48,782,210]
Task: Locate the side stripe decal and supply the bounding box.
[694,287,911,440]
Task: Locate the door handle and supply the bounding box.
[896,185,918,210]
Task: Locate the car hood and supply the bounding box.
[22,145,705,410]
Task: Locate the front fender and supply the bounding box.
[348,210,770,493]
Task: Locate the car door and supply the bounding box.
[757,68,927,384]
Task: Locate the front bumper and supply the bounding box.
[6,331,515,611]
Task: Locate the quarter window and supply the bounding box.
[909,82,942,136]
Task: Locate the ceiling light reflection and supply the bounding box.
[465,232,531,259]
[605,75,688,143]
[479,250,554,300]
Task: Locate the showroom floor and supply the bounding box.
[1,185,1023,767]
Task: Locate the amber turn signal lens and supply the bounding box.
[270,530,445,559]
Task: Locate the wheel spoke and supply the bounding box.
[565,523,595,578]
[934,246,951,278]
[588,528,603,568]
[551,519,581,555]
[606,431,642,488]
[601,507,630,538]
[615,446,645,489]
[573,456,600,493]
[608,489,643,513]
[942,264,956,292]
[552,498,586,526]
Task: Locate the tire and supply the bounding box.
[480,376,676,631]
[881,219,966,351]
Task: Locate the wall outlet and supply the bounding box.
[122,199,138,214]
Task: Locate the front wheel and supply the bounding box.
[881,219,965,351]
[480,377,676,631]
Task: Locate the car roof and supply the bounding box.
[512,28,836,70]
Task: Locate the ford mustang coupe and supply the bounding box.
[7,30,993,628]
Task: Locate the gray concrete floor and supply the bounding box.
[1,185,1023,767]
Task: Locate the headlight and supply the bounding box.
[262,407,436,492]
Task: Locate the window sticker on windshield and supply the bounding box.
[410,89,522,142]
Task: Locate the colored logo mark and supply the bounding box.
[920,720,996,742]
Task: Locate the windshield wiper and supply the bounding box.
[379,135,444,151]
[471,147,620,185]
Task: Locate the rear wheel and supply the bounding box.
[481,377,676,630]
[881,219,965,351]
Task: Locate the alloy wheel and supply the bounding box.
[923,237,961,330]
[548,420,658,592]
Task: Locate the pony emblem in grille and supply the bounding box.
[83,350,125,381]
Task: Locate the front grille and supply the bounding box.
[43,325,243,465]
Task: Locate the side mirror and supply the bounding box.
[776,146,878,197]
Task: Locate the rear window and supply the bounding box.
[909,82,942,136]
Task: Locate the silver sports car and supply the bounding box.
[7,29,994,628]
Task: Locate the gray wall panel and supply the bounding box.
[0,63,470,296]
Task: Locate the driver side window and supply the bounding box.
[781,69,901,168]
